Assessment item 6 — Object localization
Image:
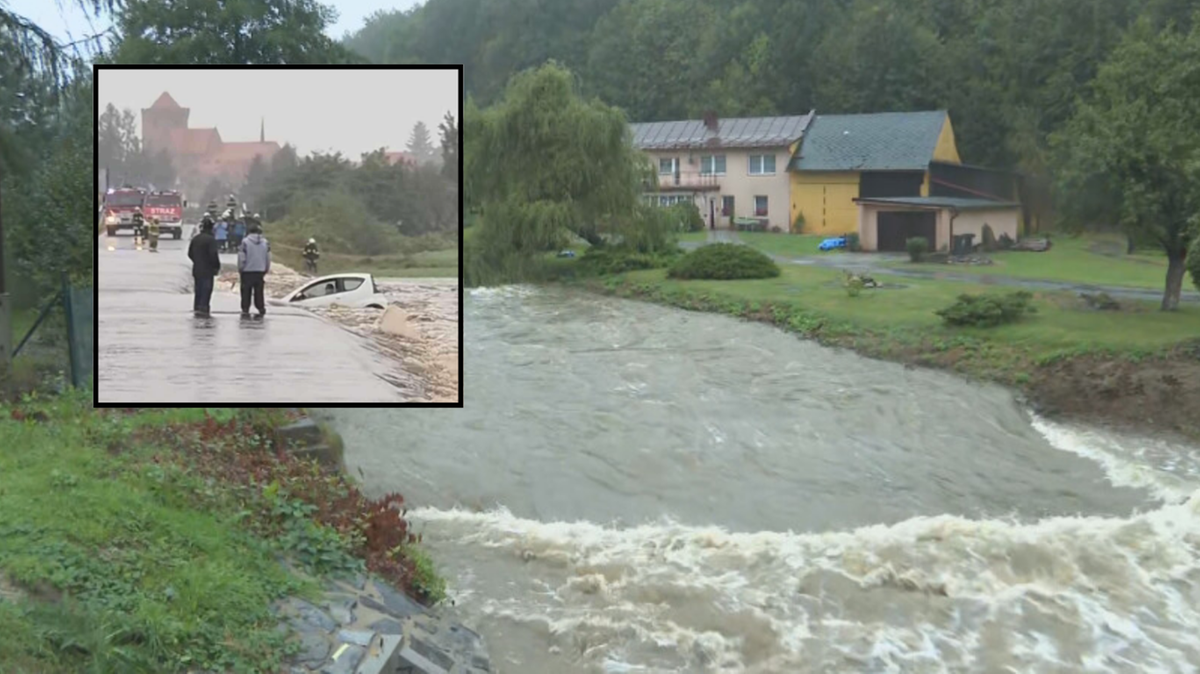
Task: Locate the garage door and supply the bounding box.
[877,210,937,252]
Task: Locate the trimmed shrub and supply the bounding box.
[907,236,929,262]
[936,290,1037,328]
[1188,232,1200,292]
[668,243,780,280]
[669,203,705,232]
[792,211,806,233]
[579,248,678,275]
[846,232,862,252]
[981,223,998,251]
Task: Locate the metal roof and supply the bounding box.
[853,196,1020,210]
[630,113,814,150]
[793,111,949,171]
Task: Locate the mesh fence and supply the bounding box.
[64,283,94,388]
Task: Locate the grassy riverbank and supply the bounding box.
[0,395,442,673]
[584,263,1200,440]
[272,242,459,279]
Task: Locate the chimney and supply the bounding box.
[260,117,265,143]
[703,110,719,132]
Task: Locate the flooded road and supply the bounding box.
[325,286,1200,673]
[96,228,408,403]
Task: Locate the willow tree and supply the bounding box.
[465,62,651,285]
[1051,16,1200,311]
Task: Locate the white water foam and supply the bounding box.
[1032,416,1200,505]
[413,485,1200,673]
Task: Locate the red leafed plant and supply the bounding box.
[134,412,428,602]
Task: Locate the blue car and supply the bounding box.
[818,236,847,251]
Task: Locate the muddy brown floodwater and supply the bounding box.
[322,285,1200,674]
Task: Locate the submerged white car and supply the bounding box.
[282,273,389,309]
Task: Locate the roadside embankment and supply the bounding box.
[0,397,487,673]
[583,272,1200,442]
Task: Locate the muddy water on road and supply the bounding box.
[325,286,1200,673]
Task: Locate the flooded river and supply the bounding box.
[322,286,1200,673]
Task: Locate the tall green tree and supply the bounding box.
[110,0,362,64]
[466,63,652,285]
[406,121,436,165]
[437,111,457,183]
[1051,16,1200,310]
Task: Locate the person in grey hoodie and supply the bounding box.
[237,222,271,316]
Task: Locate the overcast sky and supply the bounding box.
[8,0,421,44]
[98,68,457,158]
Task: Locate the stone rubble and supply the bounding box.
[276,574,490,674]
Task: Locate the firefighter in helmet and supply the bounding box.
[303,237,320,275]
[147,216,161,253]
[131,207,145,241]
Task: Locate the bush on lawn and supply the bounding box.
[846,232,862,252]
[793,211,806,233]
[668,243,780,280]
[1188,232,1200,292]
[668,203,705,232]
[907,236,929,262]
[579,247,678,275]
[981,223,998,251]
[936,290,1037,328]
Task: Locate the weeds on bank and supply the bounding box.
[0,392,302,673]
[0,395,444,673]
[133,412,440,603]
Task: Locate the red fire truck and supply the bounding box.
[101,186,147,237]
[143,190,186,240]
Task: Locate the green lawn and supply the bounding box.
[736,232,844,258]
[0,400,311,673]
[618,263,1200,354]
[883,233,1171,290]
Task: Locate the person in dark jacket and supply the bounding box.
[187,219,222,316]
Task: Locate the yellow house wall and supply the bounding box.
[790,171,860,235]
[932,116,961,164]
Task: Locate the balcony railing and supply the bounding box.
[649,170,721,191]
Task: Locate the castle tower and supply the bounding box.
[140,92,190,155]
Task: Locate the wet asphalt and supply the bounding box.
[96,226,406,403]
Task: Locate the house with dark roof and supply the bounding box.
[630,112,814,231]
[629,109,1026,248]
[789,110,961,235]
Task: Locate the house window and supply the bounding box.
[700,155,726,175]
[659,157,678,175]
[749,154,776,175]
[721,195,734,216]
[754,195,768,216]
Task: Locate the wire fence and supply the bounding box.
[11,274,93,390]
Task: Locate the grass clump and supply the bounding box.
[935,290,1037,328]
[668,243,780,280]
